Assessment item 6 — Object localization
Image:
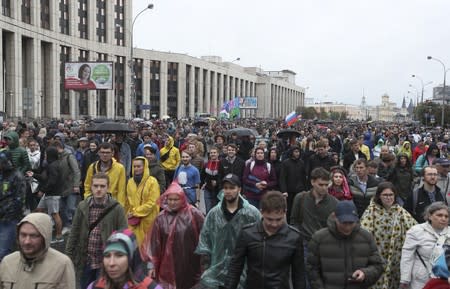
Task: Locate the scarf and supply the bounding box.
[204,159,220,176]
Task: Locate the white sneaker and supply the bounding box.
[62,227,71,235]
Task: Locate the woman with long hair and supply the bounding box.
[87,229,162,289]
[328,167,352,201]
[361,182,417,289]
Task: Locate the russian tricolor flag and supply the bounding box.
[285,111,298,126]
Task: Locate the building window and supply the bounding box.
[195,67,199,110]
[60,46,71,115]
[168,62,178,117]
[2,0,10,17]
[78,0,88,39]
[96,0,106,42]
[134,59,143,117]
[96,53,108,116]
[185,65,190,117]
[150,60,160,117]
[114,0,125,46]
[115,56,125,117]
[59,0,70,35]
[41,0,50,29]
[21,0,31,24]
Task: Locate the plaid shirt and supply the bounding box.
[87,196,108,269]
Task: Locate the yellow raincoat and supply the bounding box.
[126,157,160,245]
[160,136,180,171]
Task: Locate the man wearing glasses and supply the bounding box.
[405,165,447,223]
[433,158,450,204]
[83,143,126,206]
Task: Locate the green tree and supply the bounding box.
[414,102,450,126]
[296,106,317,119]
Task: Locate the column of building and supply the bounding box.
[218,73,224,115]
[177,63,186,119]
[159,60,168,117]
[205,69,211,115]
[197,68,203,113]
[211,71,217,116]
[189,65,195,117]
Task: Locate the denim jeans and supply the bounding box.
[303,239,311,289]
[60,193,80,227]
[80,265,100,289]
[0,220,18,261]
[203,189,219,214]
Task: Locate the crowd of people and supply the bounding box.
[1,117,450,288]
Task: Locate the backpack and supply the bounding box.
[249,160,271,175]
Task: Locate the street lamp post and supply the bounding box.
[411,75,432,104]
[427,56,447,127]
[130,4,154,118]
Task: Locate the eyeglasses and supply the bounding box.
[98,151,112,155]
[425,173,439,177]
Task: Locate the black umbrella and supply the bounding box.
[276,129,301,139]
[193,119,209,127]
[224,127,257,137]
[85,122,134,133]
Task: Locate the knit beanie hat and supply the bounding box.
[103,228,137,260]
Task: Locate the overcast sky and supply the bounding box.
[133,0,450,107]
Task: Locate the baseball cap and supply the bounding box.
[335,201,359,223]
[222,173,241,187]
[78,137,88,142]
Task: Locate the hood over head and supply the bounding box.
[4,131,19,149]
[17,213,52,255]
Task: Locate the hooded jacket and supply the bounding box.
[0,213,76,289]
[306,216,384,289]
[57,149,81,197]
[195,194,261,288]
[0,153,26,222]
[84,158,127,206]
[126,157,160,245]
[3,131,31,174]
[159,136,180,172]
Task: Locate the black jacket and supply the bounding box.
[225,221,305,289]
[219,157,246,185]
[343,151,367,172]
[404,185,447,223]
[279,157,307,193]
[307,153,335,178]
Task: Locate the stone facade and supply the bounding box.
[0,0,304,119]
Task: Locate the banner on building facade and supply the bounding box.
[239,97,258,109]
[64,62,113,90]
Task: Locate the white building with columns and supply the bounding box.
[0,0,305,120]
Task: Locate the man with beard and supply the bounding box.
[405,165,447,223]
[196,174,261,289]
[0,213,76,288]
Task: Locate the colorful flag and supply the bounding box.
[285,111,298,126]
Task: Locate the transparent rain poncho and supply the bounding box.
[195,192,261,288]
[141,182,205,289]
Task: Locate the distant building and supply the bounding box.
[431,85,450,105]
[0,1,304,119]
[306,102,363,120]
